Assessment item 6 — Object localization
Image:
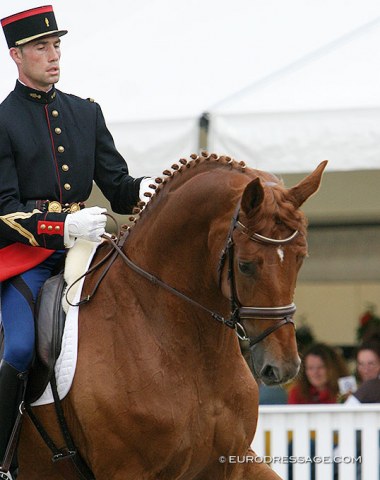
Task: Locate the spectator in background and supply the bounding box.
[355,335,380,383]
[345,335,380,404]
[288,343,349,404]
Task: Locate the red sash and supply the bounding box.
[0,243,55,282]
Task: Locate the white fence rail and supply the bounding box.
[252,404,380,480]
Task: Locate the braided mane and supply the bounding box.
[124,151,306,238]
[124,152,248,228]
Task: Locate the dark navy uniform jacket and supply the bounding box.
[0,81,143,252]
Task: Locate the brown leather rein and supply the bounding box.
[67,209,298,347]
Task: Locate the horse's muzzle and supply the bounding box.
[252,348,301,386]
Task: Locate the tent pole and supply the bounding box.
[198,112,209,152]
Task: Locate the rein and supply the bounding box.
[77,207,298,347]
[101,231,236,329]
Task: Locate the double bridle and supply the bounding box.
[74,206,299,347]
[217,203,298,347]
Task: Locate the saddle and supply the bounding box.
[27,274,67,403]
[26,273,67,403]
[0,274,67,404]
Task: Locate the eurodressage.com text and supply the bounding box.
[218,455,362,464]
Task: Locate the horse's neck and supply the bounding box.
[128,168,238,278]
[123,168,240,329]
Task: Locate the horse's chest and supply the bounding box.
[169,378,257,453]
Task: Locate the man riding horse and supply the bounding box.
[0,6,327,480]
[0,6,152,477]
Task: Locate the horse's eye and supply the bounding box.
[238,261,257,276]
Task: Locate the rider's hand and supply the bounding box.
[64,206,107,247]
[139,177,156,204]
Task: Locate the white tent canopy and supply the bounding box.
[1,0,380,176]
[209,17,380,172]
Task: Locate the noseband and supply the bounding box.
[217,203,298,347]
[88,206,298,347]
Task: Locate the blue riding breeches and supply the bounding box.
[1,251,65,371]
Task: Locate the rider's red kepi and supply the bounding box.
[1,5,67,48]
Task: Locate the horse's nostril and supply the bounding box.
[261,365,277,382]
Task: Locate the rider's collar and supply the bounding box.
[14,80,57,104]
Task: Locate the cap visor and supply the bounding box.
[15,29,68,46]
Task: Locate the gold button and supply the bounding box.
[52,110,59,117]
[62,164,69,171]
[57,146,65,153]
[55,225,61,231]
[64,183,71,190]
[69,203,80,213]
[48,201,62,213]
[47,225,53,231]
[55,127,62,134]
[40,224,46,230]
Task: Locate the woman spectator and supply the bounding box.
[288,343,349,404]
[355,335,380,383]
[346,335,380,404]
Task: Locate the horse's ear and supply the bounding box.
[241,177,265,216]
[288,160,328,208]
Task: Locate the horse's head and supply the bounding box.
[219,161,327,385]
[125,155,327,386]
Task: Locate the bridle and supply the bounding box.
[217,203,298,347]
[71,206,299,347]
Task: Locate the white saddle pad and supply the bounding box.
[31,241,98,406]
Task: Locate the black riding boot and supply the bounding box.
[0,360,28,477]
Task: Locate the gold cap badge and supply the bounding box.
[45,18,50,27]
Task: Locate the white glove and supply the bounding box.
[64,206,107,247]
[139,177,155,203]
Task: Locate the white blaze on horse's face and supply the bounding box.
[277,246,284,263]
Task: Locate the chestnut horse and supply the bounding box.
[18,155,327,479]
